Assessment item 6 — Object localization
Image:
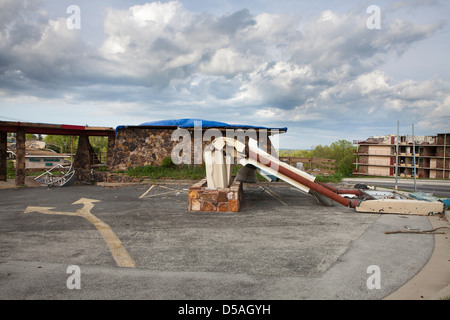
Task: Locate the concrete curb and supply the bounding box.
[384,215,450,300]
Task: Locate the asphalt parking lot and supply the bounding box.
[0,182,443,300]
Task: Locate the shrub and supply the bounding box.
[315,172,344,183]
[6,160,15,178]
[161,156,176,169]
[127,164,206,180]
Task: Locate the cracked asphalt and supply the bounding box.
[0,182,440,300]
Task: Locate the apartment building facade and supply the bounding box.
[354,133,449,179]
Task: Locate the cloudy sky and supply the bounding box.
[0,0,449,149]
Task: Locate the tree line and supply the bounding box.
[24,134,107,156]
[279,140,355,176]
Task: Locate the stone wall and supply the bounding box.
[109,128,176,171]
[75,168,142,184]
[109,127,276,171]
[73,133,101,169]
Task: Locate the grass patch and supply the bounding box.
[95,165,109,172]
[127,164,206,180]
[126,163,268,182]
[6,160,15,178]
[314,172,344,183]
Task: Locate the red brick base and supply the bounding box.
[188,176,243,212]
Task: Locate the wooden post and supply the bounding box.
[0,131,7,181]
[15,127,26,186]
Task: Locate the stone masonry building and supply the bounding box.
[109,119,287,171]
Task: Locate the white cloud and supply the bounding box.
[255,106,322,122]
[0,0,449,144]
[354,71,390,96]
[199,48,253,75]
[394,79,445,101]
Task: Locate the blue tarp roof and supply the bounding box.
[116,119,287,132]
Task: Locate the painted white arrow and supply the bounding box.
[25,198,135,268]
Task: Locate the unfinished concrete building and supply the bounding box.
[354,133,449,179]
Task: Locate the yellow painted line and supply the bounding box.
[259,186,288,206]
[155,185,188,192]
[266,187,283,199]
[139,185,155,199]
[139,185,187,199]
[141,190,184,198]
[25,198,136,268]
[156,185,179,191]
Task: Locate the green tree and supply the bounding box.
[26,134,37,140]
[89,136,108,154]
[279,149,312,157]
[89,136,108,163]
[311,140,355,176]
[44,135,78,154]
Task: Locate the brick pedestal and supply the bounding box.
[188,176,243,212]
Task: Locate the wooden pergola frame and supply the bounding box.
[0,121,115,186]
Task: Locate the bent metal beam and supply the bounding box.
[248,151,359,208]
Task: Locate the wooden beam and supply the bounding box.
[0,120,114,136]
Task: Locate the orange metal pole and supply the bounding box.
[250,152,358,207]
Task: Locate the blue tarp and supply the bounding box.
[409,192,439,202]
[116,119,287,132]
[442,198,450,208]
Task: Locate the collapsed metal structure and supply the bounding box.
[34,163,77,187]
[204,137,447,215]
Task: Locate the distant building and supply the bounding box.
[354,133,450,179]
[25,140,46,149]
[24,148,71,170]
[7,148,71,170]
